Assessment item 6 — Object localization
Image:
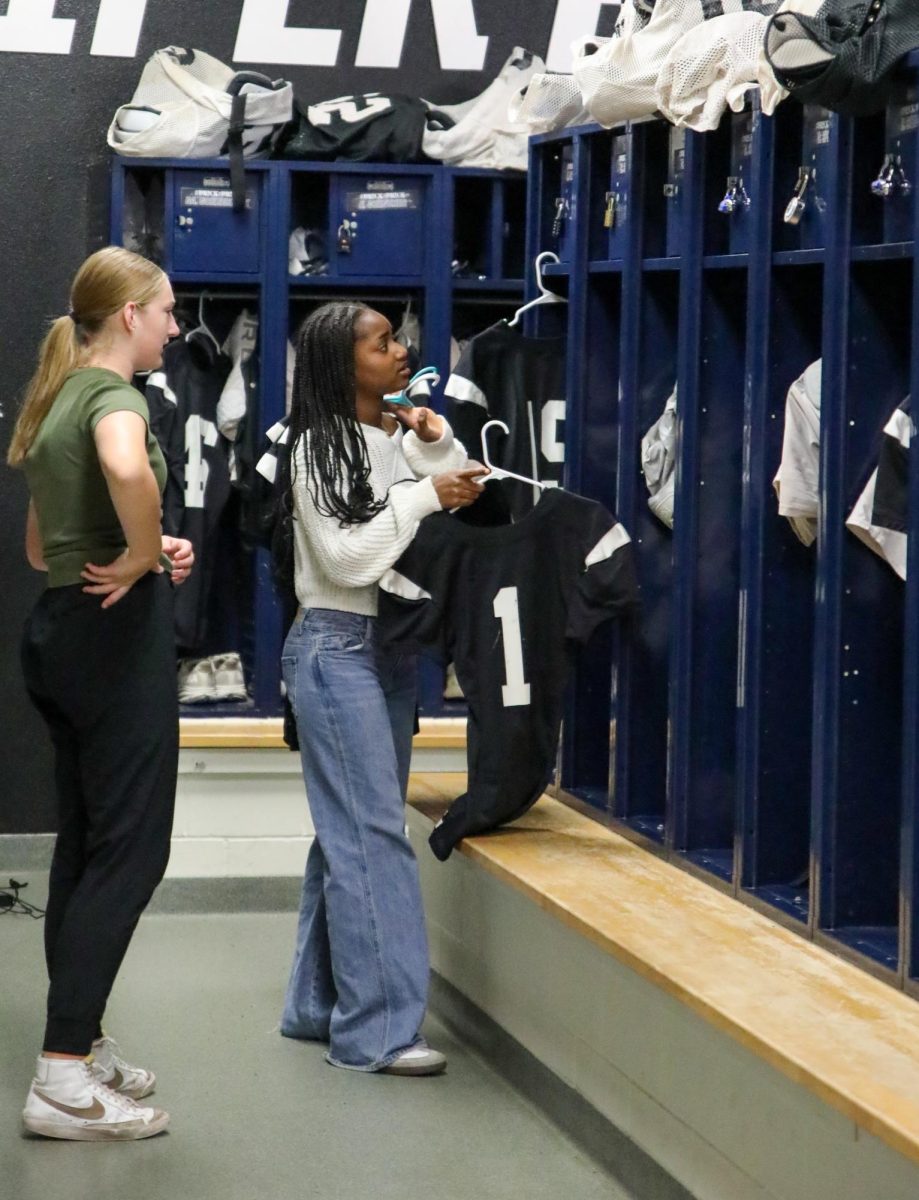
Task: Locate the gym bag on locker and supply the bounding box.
[764,0,919,115]
[573,0,779,127]
[108,47,293,208]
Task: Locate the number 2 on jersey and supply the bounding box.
[493,587,531,707]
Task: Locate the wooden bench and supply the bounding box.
[179,717,467,751]
[407,773,919,1169]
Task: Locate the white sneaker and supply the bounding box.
[22,1057,169,1142]
[379,1044,447,1077]
[90,1035,156,1100]
[210,652,248,701]
[178,657,217,703]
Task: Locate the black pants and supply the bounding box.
[21,573,178,1055]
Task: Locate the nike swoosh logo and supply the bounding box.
[34,1090,106,1120]
[110,1068,124,1091]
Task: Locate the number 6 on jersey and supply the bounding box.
[493,586,531,707]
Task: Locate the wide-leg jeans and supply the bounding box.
[280,608,428,1070]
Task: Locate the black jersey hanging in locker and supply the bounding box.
[444,322,567,518]
[147,337,232,652]
[379,487,639,860]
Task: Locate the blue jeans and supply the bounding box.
[280,609,429,1070]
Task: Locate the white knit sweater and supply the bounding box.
[291,418,467,616]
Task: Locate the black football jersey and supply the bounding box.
[444,321,567,518]
[872,395,912,535]
[276,93,436,163]
[147,339,232,652]
[378,487,639,859]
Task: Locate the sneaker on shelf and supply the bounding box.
[210,653,249,702]
[443,662,464,701]
[22,1056,169,1142]
[379,1043,447,1077]
[89,1034,155,1100]
[177,657,217,703]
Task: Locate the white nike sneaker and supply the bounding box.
[22,1056,169,1142]
[90,1034,156,1100]
[210,652,249,702]
[177,657,217,703]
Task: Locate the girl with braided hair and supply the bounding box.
[280,302,486,1076]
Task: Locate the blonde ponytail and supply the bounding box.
[7,246,166,467]
[7,317,81,466]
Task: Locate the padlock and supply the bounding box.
[718,176,750,216]
[551,196,569,239]
[783,166,813,225]
[898,157,913,196]
[337,219,353,254]
[603,191,617,229]
[871,153,896,198]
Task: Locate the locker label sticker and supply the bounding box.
[180,187,254,210]
[899,103,919,133]
[345,189,419,212]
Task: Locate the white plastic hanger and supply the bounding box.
[185,292,221,355]
[507,251,567,328]
[480,419,547,490]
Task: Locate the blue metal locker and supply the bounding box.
[665,127,686,258]
[170,168,264,275]
[330,175,427,277]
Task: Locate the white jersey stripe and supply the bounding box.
[585,523,631,567]
[378,568,432,602]
[444,372,487,409]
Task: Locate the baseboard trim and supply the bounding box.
[429,972,695,1200]
[148,876,302,914]
[0,834,54,871]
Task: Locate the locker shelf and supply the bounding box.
[851,242,915,262]
[822,927,900,974]
[681,848,734,883]
[642,257,681,271]
[745,885,810,925]
[451,278,526,292]
[772,249,825,265]
[587,260,624,273]
[701,254,749,269]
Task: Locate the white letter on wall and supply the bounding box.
[233,0,341,67]
[0,0,75,54]
[546,0,619,71]
[356,0,488,71]
[91,0,149,58]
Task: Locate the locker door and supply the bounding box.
[171,170,263,274]
[332,175,427,277]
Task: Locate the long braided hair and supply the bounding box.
[273,302,388,596]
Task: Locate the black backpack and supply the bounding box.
[765,0,919,115]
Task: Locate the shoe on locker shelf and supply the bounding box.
[177,657,217,703]
[443,662,464,701]
[210,652,249,702]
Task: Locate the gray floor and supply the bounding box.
[1,882,631,1200]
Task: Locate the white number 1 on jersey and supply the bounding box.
[184,415,218,509]
[493,587,531,707]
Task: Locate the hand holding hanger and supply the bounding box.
[480,419,547,490]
